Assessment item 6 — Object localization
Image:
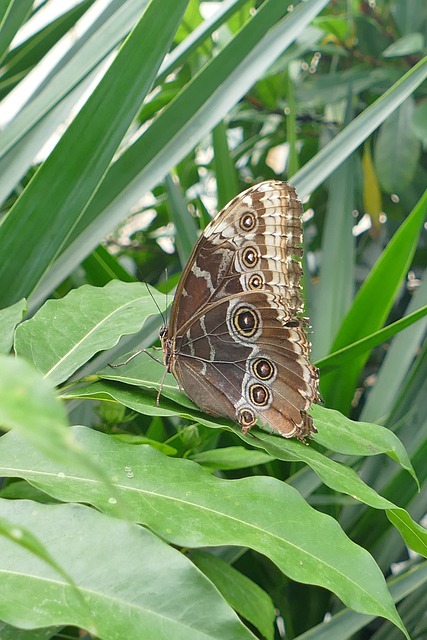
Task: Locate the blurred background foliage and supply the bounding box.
[0,0,427,638]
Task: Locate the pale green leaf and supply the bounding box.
[0,426,407,633]
[15,281,165,386]
[0,298,26,354]
[0,499,255,640]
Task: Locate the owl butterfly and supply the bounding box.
[161,180,319,441]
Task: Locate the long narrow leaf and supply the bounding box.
[0,0,33,63]
[316,304,427,374]
[0,0,189,307]
[321,187,427,412]
[30,0,331,307]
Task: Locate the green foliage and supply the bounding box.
[0,1,427,639]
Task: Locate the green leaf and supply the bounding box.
[321,186,427,412]
[32,0,331,304]
[0,499,256,640]
[292,561,427,640]
[293,56,427,199]
[68,368,427,558]
[191,550,276,640]
[387,510,427,558]
[190,446,274,470]
[0,298,26,354]
[0,354,80,464]
[0,622,59,639]
[411,100,427,144]
[0,426,408,634]
[374,98,421,193]
[361,272,427,423]
[239,429,427,562]
[0,0,33,63]
[97,350,199,410]
[382,32,425,57]
[0,1,141,203]
[213,120,239,208]
[0,515,80,599]
[311,406,417,483]
[165,174,199,267]
[0,354,121,508]
[15,281,165,386]
[316,304,427,375]
[93,353,415,479]
[311,157,355,359]
[0,0,189,306]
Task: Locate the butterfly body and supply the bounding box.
[162,180,319,440]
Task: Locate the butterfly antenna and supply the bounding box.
[145,282,167,328]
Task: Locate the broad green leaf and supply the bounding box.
[0,515,79,598]
[0,426,407,633]
[0,298,26,354]
[67,373,427,553]
[111,433,177,456]
[190,446,274,470]
[311,406,416,481]
[0,479,55,503]
[92,352,415,478]
[0,622,59,640]
[382,33,425,57]
[191,550,276,640]
[374,99,421,193]
[14,280,165,386]
[0,499,256,640]
[0,0,189,306]
[97,351,205,409]
[31,0,331,305]
[238,430,427,561]
[68,366,427,555]
[321,186,427,412]
[387,510,427,558]
[65,379,185,418]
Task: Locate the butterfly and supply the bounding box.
[161,180,319,441]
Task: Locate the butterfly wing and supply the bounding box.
[165,180,319,440]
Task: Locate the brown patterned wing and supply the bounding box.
[164,180,319,440]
